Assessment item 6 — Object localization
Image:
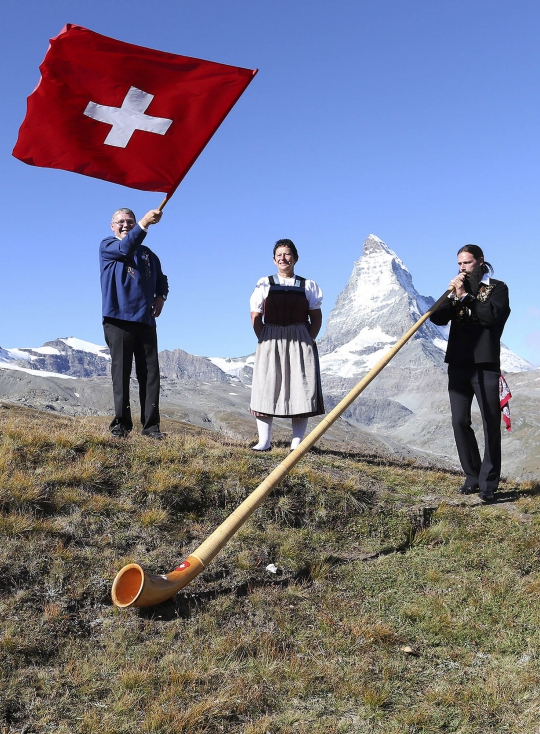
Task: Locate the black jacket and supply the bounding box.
[430,279,510,367]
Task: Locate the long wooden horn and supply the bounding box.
[111,290,452,608]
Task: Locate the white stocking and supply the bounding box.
[252,416,273,450]
[291,416,308,450]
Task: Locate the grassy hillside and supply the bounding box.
[1,402,539,733]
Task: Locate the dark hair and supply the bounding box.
[457,244,494,275]
[273,238,298,261]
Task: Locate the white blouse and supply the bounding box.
[250,274,323,313]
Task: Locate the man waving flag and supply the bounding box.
[13,24,257,197]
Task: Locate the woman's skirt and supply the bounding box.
[250,322,325,418]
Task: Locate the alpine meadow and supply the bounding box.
[1,403,540,732]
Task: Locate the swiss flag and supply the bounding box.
[13,24,257,196]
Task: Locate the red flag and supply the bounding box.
[499,374,512,431]
[13,24,257,196]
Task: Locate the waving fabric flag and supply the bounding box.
[499,374,512,431]
[13,24,257,196]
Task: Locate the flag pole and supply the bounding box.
[157,196,168,212]
[111,289,453,609]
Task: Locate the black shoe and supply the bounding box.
[458,483,479,495]
[143,430,167,440]
[251,444,272,452]
[479,490,497,503]
[110,425,130,438]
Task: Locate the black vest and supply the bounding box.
[263,275,310,326]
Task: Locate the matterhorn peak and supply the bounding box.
[363,233,396,257]
[318,235,439,356]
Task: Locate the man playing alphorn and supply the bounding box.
[430,245,510,502]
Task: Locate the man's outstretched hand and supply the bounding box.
[140,209,163,228]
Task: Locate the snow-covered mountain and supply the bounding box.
[0,338,111,379]
[207,354,255,384]
[0,337,237,385]
[318,234,532,380]
[319,235,443,354]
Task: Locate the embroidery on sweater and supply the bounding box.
[141,250,152,279]
[453,301,477,322]
[476,284,495,302]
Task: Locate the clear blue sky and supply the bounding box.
[2,0,539,364]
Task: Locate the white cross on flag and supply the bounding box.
[84,87,173,148]
[13,24,257,195]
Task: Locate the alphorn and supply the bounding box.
[111,289,452,608]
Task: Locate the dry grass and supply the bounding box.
[0,402,539,733]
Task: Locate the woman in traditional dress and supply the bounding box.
[249,239,324,451]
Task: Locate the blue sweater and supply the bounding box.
[99,224,169,327]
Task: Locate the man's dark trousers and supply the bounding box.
[103,318,160,434]
[448,364,501,493]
